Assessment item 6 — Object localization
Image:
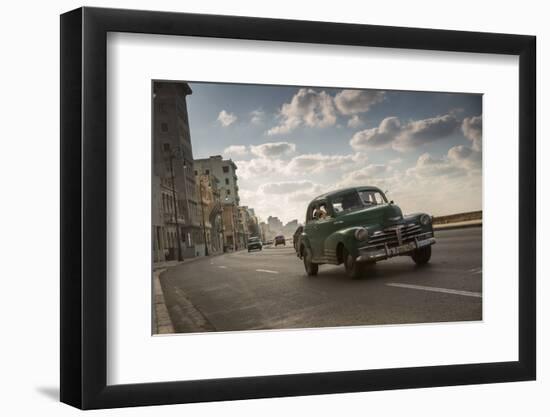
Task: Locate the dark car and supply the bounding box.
[274,235,286,246]
[247,237,263,252]
[296,186,435,279]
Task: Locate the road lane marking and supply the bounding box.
[386,283,482,298]
[218,266,227,269]
[469,267,482,274]
[256,269,279,274]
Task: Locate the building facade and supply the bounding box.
[267,216,283,235]
[222,203,240,251]
[152,81,201,261]
[195,173,224,256]
[193,156,240,205]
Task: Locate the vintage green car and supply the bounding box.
[296,186,435,279]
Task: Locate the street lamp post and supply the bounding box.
[198,175,209,256]
[165,146,183,262]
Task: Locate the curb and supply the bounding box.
[153,267,175,334]
[153,253,225,334]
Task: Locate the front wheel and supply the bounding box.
[343,248,364,279]
[303,247,318,276]
[411,245,432,265]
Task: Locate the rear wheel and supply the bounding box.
[343,248,364,279]
[412,245,432,265]
[303,247,318,276]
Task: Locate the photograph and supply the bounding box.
[152,81,482,334]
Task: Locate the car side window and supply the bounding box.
[310,202,330,221]
[307,204,318,223]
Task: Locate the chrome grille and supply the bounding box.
[365,223,430,249]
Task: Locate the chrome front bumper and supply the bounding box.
[356,236,436,263]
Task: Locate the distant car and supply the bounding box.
[247,237,262,252]
[296,186,435,279]
[274,235,286,246]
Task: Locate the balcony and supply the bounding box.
[163,212,186,224]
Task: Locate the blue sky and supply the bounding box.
[186,82,482,224]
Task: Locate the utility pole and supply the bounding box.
[231,205,237,251]
[198,175,209,256]
[166,149,183,262]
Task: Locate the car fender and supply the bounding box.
[404,212,434,233]
[325,228,362,260]
[297,233,313,257]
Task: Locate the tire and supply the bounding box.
[411,245,432,265]
[343,248,364,279]
[303,247,319,276]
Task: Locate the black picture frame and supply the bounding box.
[60,6,536,410]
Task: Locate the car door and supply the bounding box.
[314,200,339,262]
[304,202,323,261]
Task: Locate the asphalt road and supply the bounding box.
[159,227,482,333]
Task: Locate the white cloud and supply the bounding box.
[347,115,364,128]
[350,116,402,150]
[223,145,248,158]
[259,180,316,195]
[341,164,393,183]
[334,89,385,115]
[267,88,337,135]
[250,109,265,125]
[350,113,461,152]
[238,181,325,224]
[447,144,482,172]
[217,110,237,127]
[250,141,296,158]
[407,153,464,178]
[462,115,482,151]
[286,152,368,174]
[234,158,287,180]
[407,143,482,180]
[394,114,460,151]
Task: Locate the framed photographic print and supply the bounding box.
[60,6,536,409]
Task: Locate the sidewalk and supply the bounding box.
[152,254,223,334]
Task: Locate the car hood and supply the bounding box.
[338,204,404,227]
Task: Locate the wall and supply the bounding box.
[0,0,546,416]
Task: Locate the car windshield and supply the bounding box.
[332,190,387,214]
[248,237,260,243]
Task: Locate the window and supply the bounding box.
[359,190,387,205]
[225,178,229,185]
[205,169,210,175]
[161,122,168,132]
[332,190,387,214]
[226,189,231,195]
[194,170,197,176]
[222,166,229,173]
[311,203,330,221]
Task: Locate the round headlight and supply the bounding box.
[354,228,369,241]
[420,214,432,225]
